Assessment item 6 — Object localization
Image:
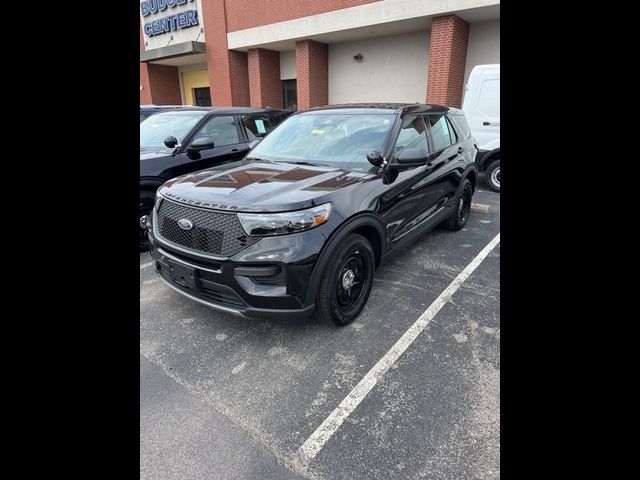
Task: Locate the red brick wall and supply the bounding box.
[146,64,182,104]
[426,15,470,108]
[201,0,250,106]
[248,48,283,108]
[226,0,381,32]
[296,40,328,110]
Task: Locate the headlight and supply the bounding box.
[237,203,332,236]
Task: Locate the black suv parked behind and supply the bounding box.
[145,104,478,325]
[140,107,291,248]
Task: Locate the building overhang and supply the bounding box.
[140,41,206,64]
[227,0,500,52]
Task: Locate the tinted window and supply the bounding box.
[242,115,276,141]
[427,114,455,151]
[192,115,240,147]
[394,116,428,154]
[478,79,500,117]
[451,114,472,139]
[193,87,212,107]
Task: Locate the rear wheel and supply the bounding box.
[316,234,375,326]
[140,191,155,251]
[485,160,500,192]
[444,179,473,231]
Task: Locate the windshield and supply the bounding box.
[248,113,394,170]
[140,113,206,153]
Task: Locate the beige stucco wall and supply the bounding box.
[464,20,500,86]
[328,31,429,104]
[279,51,297,80]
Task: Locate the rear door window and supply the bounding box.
[242,115,277,141]
[426,114,455,151]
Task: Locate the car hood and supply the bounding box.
[158,161,377,212]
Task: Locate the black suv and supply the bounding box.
[140,107,291,248]
[145,104,478,325]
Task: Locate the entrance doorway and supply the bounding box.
[283,79,297,110]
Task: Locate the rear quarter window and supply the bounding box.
[451,115,472,140]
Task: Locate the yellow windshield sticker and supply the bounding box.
[311,129,326,135]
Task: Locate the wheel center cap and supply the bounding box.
[342,270,355,290]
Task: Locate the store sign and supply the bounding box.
[141,0,199,37]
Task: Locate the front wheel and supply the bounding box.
[316,234,375,326]
[485,160,500,192]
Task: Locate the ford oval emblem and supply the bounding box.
[177,218,193,230]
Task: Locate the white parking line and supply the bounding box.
[297,232,500,464]
[140,261,153,270]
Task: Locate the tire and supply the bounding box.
[444,178,473,231]
[140,191,155,251]
[316,234,376,327]
[485,160,500,192]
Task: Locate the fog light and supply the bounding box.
[140,215,149,230]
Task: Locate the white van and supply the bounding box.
[462,64,500,192]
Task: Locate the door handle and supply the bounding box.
[482,121,500,126]
[231,148,239,152]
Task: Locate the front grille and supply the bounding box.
[156,199,259,257]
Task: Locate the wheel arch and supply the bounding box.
[478,148,500,169]
[461,165,478,192]
[304,213,386,305]
[140,177,165,193]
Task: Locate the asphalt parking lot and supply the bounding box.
[140,174,500,480]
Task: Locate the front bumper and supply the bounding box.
[148,224,330,321]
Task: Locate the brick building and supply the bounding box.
[140,0,499,110]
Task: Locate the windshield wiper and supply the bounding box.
[245,157,272,163]
[277,160,328,167]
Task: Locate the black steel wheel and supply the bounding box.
[444,179,473,231]
[317,234,375,326]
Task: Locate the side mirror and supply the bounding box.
[164,136,178,149]
[396,148,428,165]
[188,137,215,152]
[366,149,384,167]
[248,138,262,150]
